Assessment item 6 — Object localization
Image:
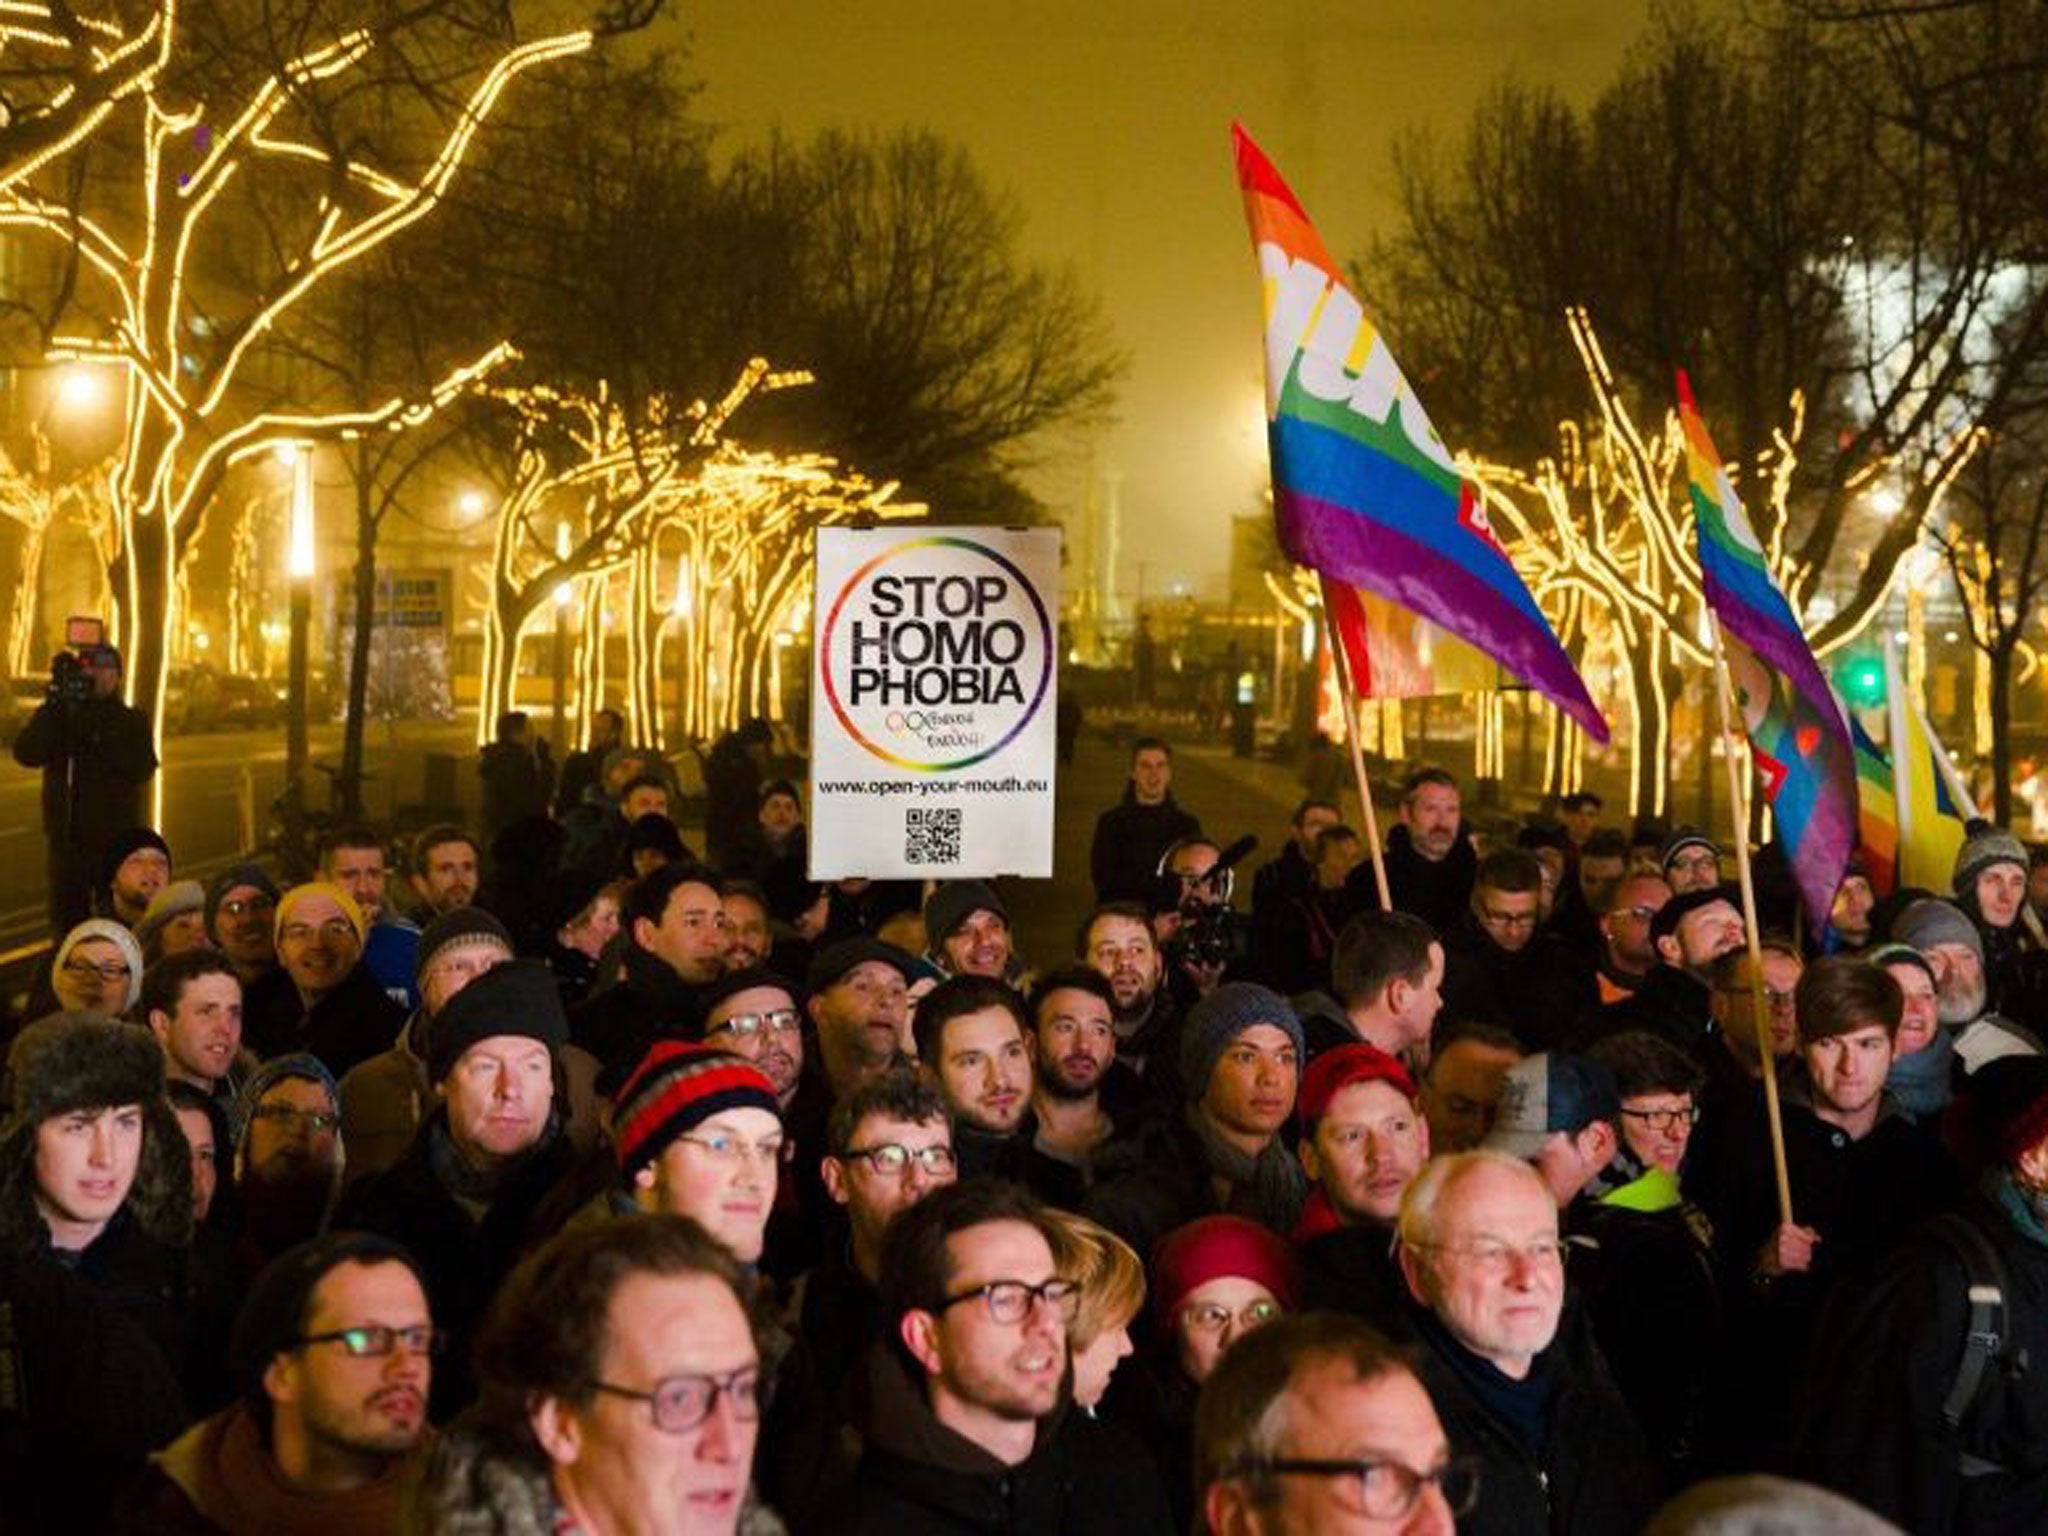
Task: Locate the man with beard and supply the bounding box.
[913,975,1073,1202]
[1590,886,1746,1055]
[97,826,172,929]
[923,881,1019,982]
[405,825,479,921]
[805,937,916,1103]
[1355,767,1475,935]
[1079,901,1183,1109]
[1895,897,2046,1080]
[1026,968,1122,1183]
[115,1233,436,1533]
[1592,871,1672,1008]
[242,883,405,1078]
[206,863,281,987]
[1661,828,1725,895]
[232,1056,348,1279]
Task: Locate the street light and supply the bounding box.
[284,443,314,865]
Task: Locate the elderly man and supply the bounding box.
[116,1233,435,1532]
[243,883,404,1077]
[1293,1043,1428,1330]
[1397,1151,1655,1534]
[419,1214,778,1533]
[1896,896,2046,1080]
[1195,1313,1470,1536]
[338,960,577,1414]
[804,937,916,1102]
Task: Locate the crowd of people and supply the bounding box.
[8,701,2048,1533]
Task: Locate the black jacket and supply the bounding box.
[1439,915,1596,1052]
[335,1113,575,1415]
[241,960,407,1078]
[478,741,550,839]
[1583,963,1714,1056]
[567,942,706,1081]
[1296,1221,1415,1337]
[833,1345,1172,1535]
[1410,1304,1657,1536]
[1357,822,1475,936]
[11,693,156,851]
[1089,791,1200,905]
[1793,1179,2048,1533]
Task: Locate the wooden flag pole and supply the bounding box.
[1323,579,1393,912]
[1708,615,1796,1227]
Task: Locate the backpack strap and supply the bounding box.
[1926,1211,2012,1474]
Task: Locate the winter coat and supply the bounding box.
[409,1415,786,1536]
[1439,915,1596,1052]
[0,1249,188,1535]
[1089,790,1201,905]
[832,1344,1172,1535]
[1582,963,1715,1056]
[1792,1177,2048,1533]
[566,941,708,1082]
[114,1401,430,1535]
[1354,822,1475,936]
[12,693,156,855]
[242,960,407,1079]
[703,733,767,872]
[762,1238,882,1530]
[477,742,549,842]
[335,1113,575,1417]
[1295,1214,1415,1339]
[1409,1303,1657,1536]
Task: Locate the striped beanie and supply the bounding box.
[611,1041,780,1183]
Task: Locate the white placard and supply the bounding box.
[809,526,1059,878]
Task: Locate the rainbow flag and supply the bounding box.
[1233,123,1607,741]
[1849,713,1899,895]
[1678,371,1857,929]
[1322,577,1500,699]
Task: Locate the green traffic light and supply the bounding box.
[1838,656,1886,709]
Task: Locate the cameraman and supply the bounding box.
[1153,836,1251,1002]
[13,642,158,931]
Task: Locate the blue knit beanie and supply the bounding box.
[1179,981,1304,1097]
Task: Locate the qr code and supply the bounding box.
[905,806,963,865]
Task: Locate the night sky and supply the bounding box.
[678,2,1653,596]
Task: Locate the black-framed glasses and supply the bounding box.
[1226,1454,1482,1519]
[250,1104,339,1134]
[590,1366,760,1433]
[297,1324,443,1358]
[842,1142,956,1177]
[938,1277,1080,1325]
[710,1007,802,1039]
[1620,1105,1699,1133]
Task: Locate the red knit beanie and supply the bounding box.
[1150,1214,1297,1330]
[610,1041,780,1182]
[1298,1042,1416,1129]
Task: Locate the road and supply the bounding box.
[0,719,476,955]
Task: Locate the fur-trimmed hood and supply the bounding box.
[0,1012,191,1253]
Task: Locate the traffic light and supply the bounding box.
[1837,654,1886,710]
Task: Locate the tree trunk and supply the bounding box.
[1991,642,2015,827]
[340,443,377,821]
[123,506,173,753]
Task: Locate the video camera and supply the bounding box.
[47,617,111,705]
[1157,833,1258,972]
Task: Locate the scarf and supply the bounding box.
[1186,1102,1307,1236]
[1416,1308,1555,1459]
[1886,1026,1957,1121]
[156,1402,427,1535]
[427,1115,556,1223]
[1994,1169,2048,1250]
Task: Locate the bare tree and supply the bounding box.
[0,0,173,190]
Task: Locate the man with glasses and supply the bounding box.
[244,882,404,1077]
[1195,1312,1474,1535]
[570,862,730,1079]
[1396,1151,1655,1534]
[119,1232,435,1532]
[420,1213,779,1533]
[206,863,282,987]
[1488,1047,1720,1483]
[765,1071,960,1526]
[839,1177,1171,1531]
[1591,885,1747,1057]
[232,1054,348,1274]
[1592,871,1671,1007]
[1441,849,1592,1053]
[1659,827,1724,895]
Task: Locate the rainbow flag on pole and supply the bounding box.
[1321,578,1500,700]
[1678,371,1858,928]
[1233,123,1607,741]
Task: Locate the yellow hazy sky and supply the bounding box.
[676,2,1655,595]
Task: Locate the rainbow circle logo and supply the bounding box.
[820,536,1053,772]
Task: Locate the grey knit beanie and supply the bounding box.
[1180,981,1305,1097]
[1955,822,2028,896]
[1894,898,1984,962]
